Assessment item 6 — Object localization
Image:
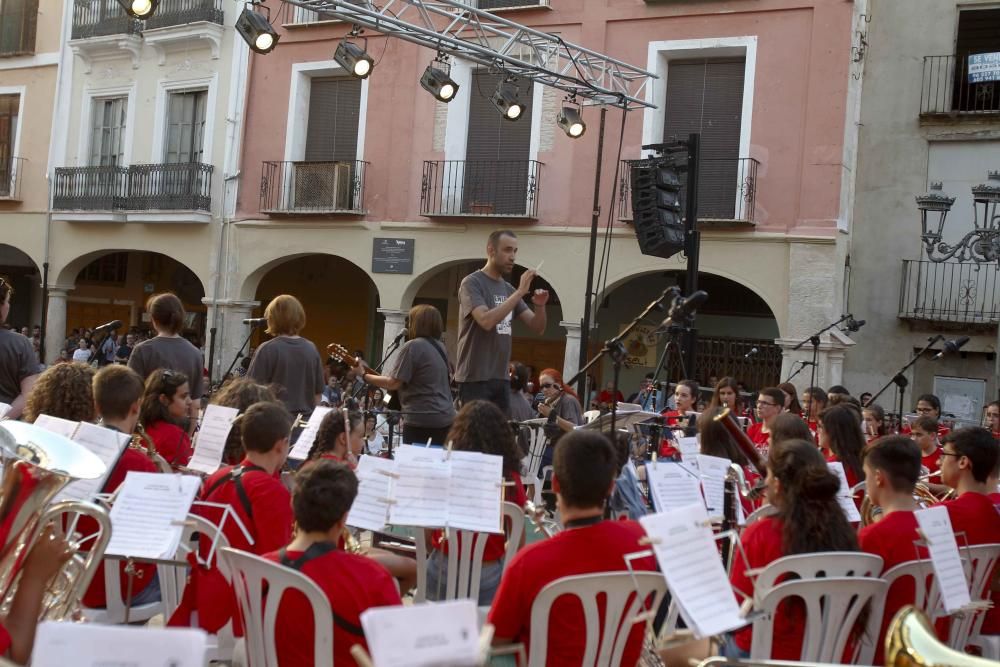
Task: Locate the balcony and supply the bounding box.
[52,163,213,221]
[476,0,550,9]
[617,157,759,224]
[260,161,368,215]
[920,55,1000,117]
[0,158,25,201]
[899,259,1000,326]
[420,160,541,218]
[70,0,139,39]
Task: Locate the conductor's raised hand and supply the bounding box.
[517,269,536,296]
[531,289,550,306]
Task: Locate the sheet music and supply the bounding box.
[646,462,703,513]
[447,451,503,534]
[287,407,333,460]
[677,436,700,463]
[915,505,971,613]
[187,405,239,474]
[32,622,208,667]
[826,462,861,523]
[106,472,200,560]
[34,414,79,439]
[389,445,450,527]
[696,454,730,519]
[347,455,396,531]
[361,599,480,667]
[640,505,744,638]
[57,423,130,502]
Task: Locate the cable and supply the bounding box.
[593,104,628,324]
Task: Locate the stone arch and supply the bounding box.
[55,249,209,296]
[0,244,44,332]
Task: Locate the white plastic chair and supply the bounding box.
[221,547,333,667]
[526,571,667,667]
[502,501,526,567]
[743,504,776,526]
[582,409,601,424]
[751,551,884,604]
[949,542,1000,651]
[748,576,887,663]
[519,422,550,505]
[83,549,164,624]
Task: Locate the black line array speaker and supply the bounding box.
[629,159,685,259]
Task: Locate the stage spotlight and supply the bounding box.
[491,78,524,121]
[420,62,459,103]
[557,105,585,138]
[117,0,157,19]
[335,39,374,79]
[236,4,279,54]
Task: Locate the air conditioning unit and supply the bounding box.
[292,162,352,210]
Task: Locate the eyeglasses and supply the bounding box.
[539,382,556,389]
[940,451,961,459]
[757,401,779,408]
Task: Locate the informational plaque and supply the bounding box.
[372,238,415,274]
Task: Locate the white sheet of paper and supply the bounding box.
[187,405,239,474]
[827,462,861,523]
[32,621,208,667]
[915,505,971,613]
[677,436,700,462]
[361,599,480,667]
[33,414,79,439]
[640,505,744,638]
[646,461,703,513]
[287,406,333,460]
[389,445,450,527]
[347,455,397,531]
[106,472,200,560]
[447,451,504,534]
[0,402,10,419]
[696,454,730,519]
[58,423,130,502]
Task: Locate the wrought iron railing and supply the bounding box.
[618,156,759,223]
[0,157,26,200]
[285,3,338,23]
[920,54,1000,116]
[143,0,223,29]
[477,0,545,8]
[899,259,1000,324]
[260,160,368,214]
[421,159,541,217]
[53,162,213,211]
[661,336,782,391]
[71,0,140,39]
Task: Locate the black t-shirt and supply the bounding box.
[0,329,41,403]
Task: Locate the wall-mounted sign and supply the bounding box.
[968,52,1000,84]
[372,238,414,275]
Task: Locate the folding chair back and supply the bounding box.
[414,527,490,603]
[950,543,1000,651]
[752,551,883,604]
[502,501,526,567]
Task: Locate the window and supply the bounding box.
[79,252,128,284]
[952,8,1000,113]
[663,58,745,219]
[90,97,128,167]
[0,0,37,56]
[165,90,207,164]
[304,76,361,162]
[0,93,17,196]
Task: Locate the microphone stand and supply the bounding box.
[568,286,678,435]
[354,331,407,458]
[867,335,944,429]
[783,360,814,384]
[789,314,853,418]
[220,325,257,387]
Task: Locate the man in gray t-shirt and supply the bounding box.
[0,281,41,418]
[456,230,548,415]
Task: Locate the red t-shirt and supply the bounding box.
[144,419,192,468]
[82,448,160,608]
[167,459,293,634]
[746,423,770,456]
[945,492,1000,634]
[0,622,10,657]
[598,390,623,404]
[487,520,656,667]
[859,510,924,664]
[921,447,942,483]
[433,472,527,562]
[263,547,402,667]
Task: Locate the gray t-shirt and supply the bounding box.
[0,329,41,404]
[388,337,456,428]
[128,336,205,399]
[456,270,528,383]
[247,336,324,415]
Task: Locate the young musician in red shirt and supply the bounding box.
[858,436,924,664]
[746,387,785,456]
[83,365,160,609]
[303,409,364,469]
[801,386,827,435]
[659,379,699,458]
[707,377,742,416]
[264,461,402,666]
[863,403,887,443]
[817,405,865,491]
[169,401,294,634]
[910,416,943,484]
[985,401,1000,441]
[726,439,863,660]
[902,394,951,438]
[138,368,193,469]
[489,430,657,666]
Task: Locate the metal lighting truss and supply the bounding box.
[278,0,657,109]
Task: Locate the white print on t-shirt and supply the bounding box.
[494,295,512,336]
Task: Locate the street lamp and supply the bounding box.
[916,171,1000,404]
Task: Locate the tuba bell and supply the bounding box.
[885,605,998,666]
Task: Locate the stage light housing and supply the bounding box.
[335,40,374,79]
[557,105,585,138]
[117,0,158,19]
[420,62,459,102]
[492,79,524,121]
[236,5,279,55]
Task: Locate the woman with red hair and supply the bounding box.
[536,368,584,438]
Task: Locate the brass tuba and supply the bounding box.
[885,605,998,666]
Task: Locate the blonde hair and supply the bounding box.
[264,294,306,336]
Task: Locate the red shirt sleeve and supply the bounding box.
[487,551,529,641]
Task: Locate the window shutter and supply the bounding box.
[663,58,745,219]
[91,97,127,166]
[304,77,362,163]
[0,94,18,163]
[165,90,208,164]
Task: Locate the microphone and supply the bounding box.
[92,320,123,335]
[933,336,970,360]
[846,317,866,333]
[744,347,759,360]
[242,318,267,327]
[655,290,709,332]
[393,329,408,345]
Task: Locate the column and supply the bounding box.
[43,288,69,366]
[378,308,407,364]
[213,300,260,382]
[776,332,854,393]
[561,320,582,384]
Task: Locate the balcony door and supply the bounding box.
[0,94,18,197]
[301,76,361,210]
[165,89,207,164]
[663,58,745,220]
[90,96,127,167]
[157,90,207,208]
[464,69,533,215]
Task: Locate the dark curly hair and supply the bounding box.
[139,369,189,428]
[211,378,278,463]
[24,362,95,424]
[308,409,363,460]
[446,400,523,476]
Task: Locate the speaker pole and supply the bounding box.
[578,106,608,400]
[682,132,701,378]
